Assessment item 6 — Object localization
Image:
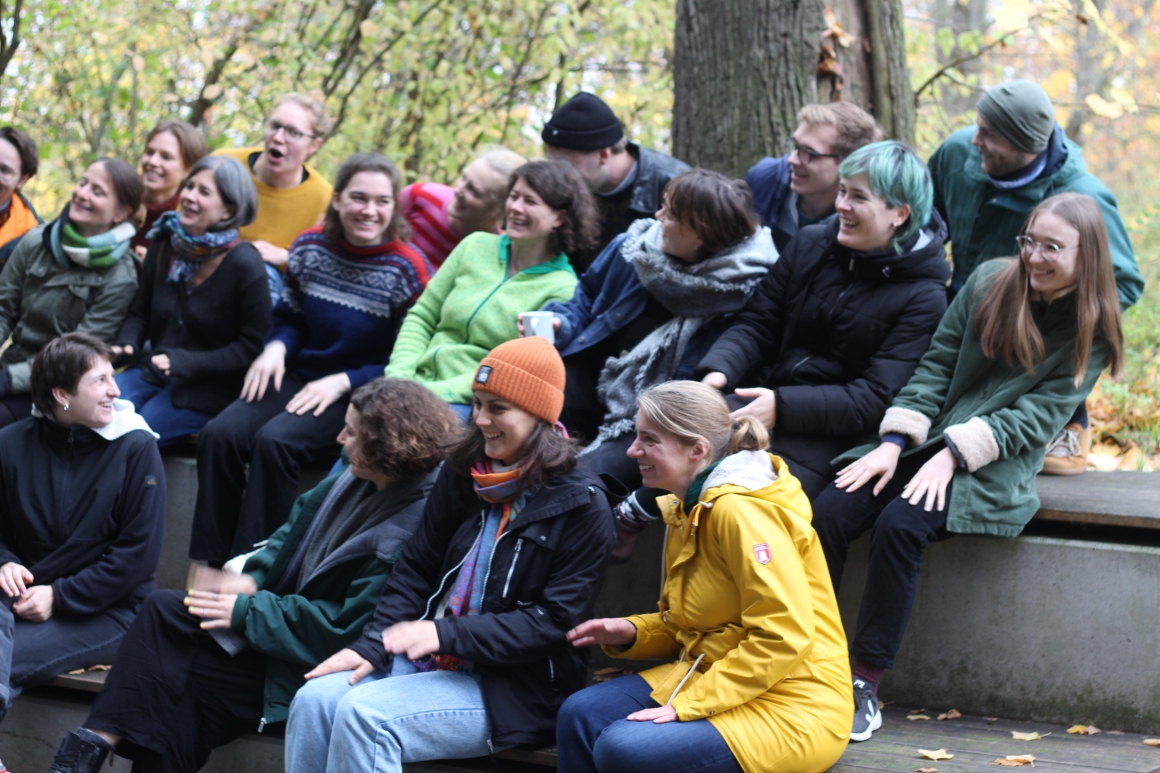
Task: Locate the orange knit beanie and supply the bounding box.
[472,337,566,423]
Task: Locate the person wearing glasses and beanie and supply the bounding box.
[215,93,335,302]
[284,336,615,773]
[929,79,1143,474]
[745,103,882,252]
[542,92,688,268]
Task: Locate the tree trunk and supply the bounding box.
[672,0,914,179]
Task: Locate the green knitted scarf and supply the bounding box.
[49,208,137,269]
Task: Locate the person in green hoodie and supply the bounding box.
[385,160,597,418]
[811,192,1124,743]
[41,378,458,773]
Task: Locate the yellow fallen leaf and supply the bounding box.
[918,749,954,761]
[994,755,1036,766]
[1010,731,1050,740]
[1144,738,1160,747]
[908,714,932,721]
[1067,724,1087,734]
[937,709,962,720]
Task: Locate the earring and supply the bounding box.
[63,403,69,411]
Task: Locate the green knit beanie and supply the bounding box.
[976,80,1056,154]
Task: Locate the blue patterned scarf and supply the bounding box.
[149,210,240,284]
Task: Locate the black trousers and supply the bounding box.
[561,355,605,444]
[190,372,347,563]
[811,445,954,670]
[85,590,267,773]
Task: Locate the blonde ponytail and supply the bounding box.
[637,381,769,463]
[728,415,769,454]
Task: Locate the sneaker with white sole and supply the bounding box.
[850,677,882,742]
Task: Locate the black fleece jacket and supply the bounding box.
[116,240,272,415]
[696,213,950,478]
[349,462,614,749]
[0,417,166,615]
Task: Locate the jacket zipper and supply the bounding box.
[502,538,523,599]
[789,355,811,379]
[421,512,485,620]
[480,529,512,602]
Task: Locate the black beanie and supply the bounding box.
[542,92,625,151]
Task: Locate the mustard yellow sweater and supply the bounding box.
[215,147,333,249]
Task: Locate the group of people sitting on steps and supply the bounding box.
[0,78,1137,773]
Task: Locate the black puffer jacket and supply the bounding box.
[696,213,950,485]
[349,462,614,750]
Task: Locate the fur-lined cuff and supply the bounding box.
[879,407,932,447]
[942,417,1000,472]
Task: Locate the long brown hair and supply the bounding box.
[322,153,410,245]
[974,192,1123,386]
[446,414,579,487]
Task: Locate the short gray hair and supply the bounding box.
[185,155,258,231]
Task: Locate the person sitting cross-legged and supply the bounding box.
[557,381,851,773]
[39,377,457,773]
[813,192,1124,742]
[284,337,615,773]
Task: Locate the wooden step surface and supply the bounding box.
[1035,471,1160,530]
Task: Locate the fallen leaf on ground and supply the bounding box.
[908,714,932,720]
[937,709,962,720]
[1067,724,1087,734]
[985,716,999,722]
[994,755,1036,766]
[916,768,939,773]
[1144,738,1160,747]
[918,749,954,760]
[66,668,85,675]
[1010,731,1049,740]
[88,664,111,671]
[591,667,629,682]
[878,700,885,709]
[1084,726,1100,734]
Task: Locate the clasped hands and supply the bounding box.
[0,562,53,622]
[567,618,677,724]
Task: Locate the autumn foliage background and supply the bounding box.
[0,0,1156,465]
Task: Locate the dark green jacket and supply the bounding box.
[229,466,435,724]
[929,126,1143,310]
[838,261,1112,536]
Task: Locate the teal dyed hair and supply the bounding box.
[839,140,933,250]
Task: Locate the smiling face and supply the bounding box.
[972,116,1040,178]
[178,168,233,236]
[55,357,120,428]
[333,171,395,246]
[69,161,132,237]
[655,194,702,263]
[1021,210,1081,300]
[473,391,540,466]
[0,137,29,207]
[835,173,909,253]
[627,410,709,497]
[448,158,507,227]
[263,101,323,175]
[788,122,842,202]
[505,176,565,243]
[140,130,188,203]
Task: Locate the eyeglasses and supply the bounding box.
[264,119,318,143]
[785,137,839,165]
[1016,235,1078,261]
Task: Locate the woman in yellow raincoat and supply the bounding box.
[558,381,851,773]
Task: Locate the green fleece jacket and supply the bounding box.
[229,467,434,724]
[929,126,1143,310]
[838,261,1112,536]
[385,232,577,403]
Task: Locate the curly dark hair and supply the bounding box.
[446,415,579,488]
[507,160,599,258]
[323,153,411,245]
[348,378,457,479]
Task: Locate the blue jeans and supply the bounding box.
[266,263,285,306]
[285,654,491,773]
[116,368,214,447]
[557,675,743,773]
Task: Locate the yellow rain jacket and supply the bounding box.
[607,452,852,773]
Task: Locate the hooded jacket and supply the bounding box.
[838,260,1113,536]
[929,125,1143,309]
[0,222,138,393]
[349,463,614,750]
[0,403,164,615]
[610,452,851,773]
[696,214,950,483]
[230,467,436,725]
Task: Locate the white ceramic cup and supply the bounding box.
[522,311,556,344]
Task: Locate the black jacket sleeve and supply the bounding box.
[432,487,614,667]
[51,435,167,616]
[773,282,949,436]
[695,233,802,388]
[115,244,160,351]
[349,467,478,670]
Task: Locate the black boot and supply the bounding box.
[42,731,111,773]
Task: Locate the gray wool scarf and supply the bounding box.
[585,219,777,451]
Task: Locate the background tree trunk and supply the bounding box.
[672,0,914,178]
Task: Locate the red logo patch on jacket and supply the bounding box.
[753,543,770,565]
